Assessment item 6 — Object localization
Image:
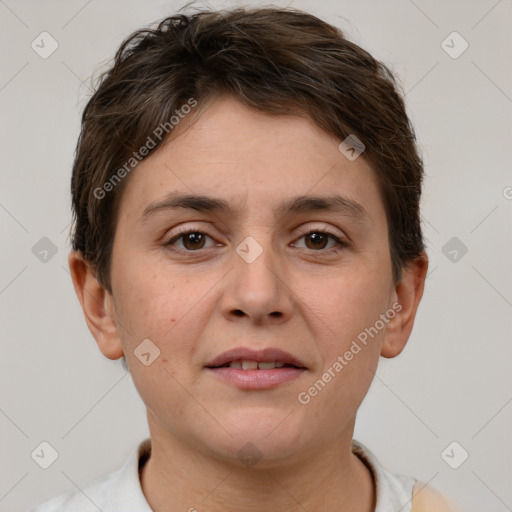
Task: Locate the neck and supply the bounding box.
[140,415,375,512]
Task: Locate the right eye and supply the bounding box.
[165,229,217,251]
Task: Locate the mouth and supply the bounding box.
[211,360,301,370]
[206,347,307,370]
[205,347,307,390]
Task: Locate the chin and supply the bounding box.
[202,407,311,468]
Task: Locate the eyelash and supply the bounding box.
[164,227,348,253]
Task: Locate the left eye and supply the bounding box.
[292,230,345,251]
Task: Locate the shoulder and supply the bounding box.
[27,438,152,512]
[26,471,116,512]
[411,482,460,512]
[352,440,416,511]
[352,440,460,512]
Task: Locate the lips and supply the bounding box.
[205,347,307,390]
[205,347,307,370]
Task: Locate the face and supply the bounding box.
[94,96,413,466]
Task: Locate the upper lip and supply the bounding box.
[206,347,307,369]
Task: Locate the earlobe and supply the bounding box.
[381,252,428,359]
[68,251,125,360]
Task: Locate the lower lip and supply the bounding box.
[206,367,306,390]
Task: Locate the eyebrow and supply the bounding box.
[141,193,369,222]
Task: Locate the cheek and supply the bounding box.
[304,263,392,349]
[113,258,193,348]
[299,279,388,426]
[299,261,392,419]
[113,267,204,416]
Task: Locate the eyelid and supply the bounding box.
[294,223,346,238]
[164,224,217,246]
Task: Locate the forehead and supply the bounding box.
[116,95,385,223]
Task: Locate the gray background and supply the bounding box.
[1,0,510,511]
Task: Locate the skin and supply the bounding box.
[69,95,428,512]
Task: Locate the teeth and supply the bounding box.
[257,361,276,370]
[228,360,286,370]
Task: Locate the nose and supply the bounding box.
[221,235,295,325]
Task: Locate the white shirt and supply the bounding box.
[28,438,417,512]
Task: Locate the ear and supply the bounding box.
[68,251,124,360]
[381,252,428,358]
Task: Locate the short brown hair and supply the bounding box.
[71,5,425,293]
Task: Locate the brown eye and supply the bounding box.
[304,232,329,250]
[293,230,346,252]
[166,230,214,251]
[181,232,206,250]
